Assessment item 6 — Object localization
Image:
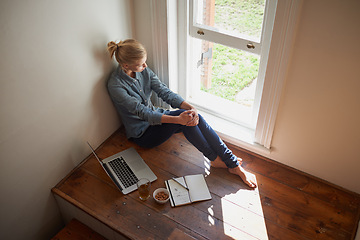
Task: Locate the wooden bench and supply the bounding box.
[52,128,360,239]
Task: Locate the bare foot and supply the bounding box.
[210,157,242,168]
[228,165,257,188]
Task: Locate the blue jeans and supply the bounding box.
[130,109,239,168]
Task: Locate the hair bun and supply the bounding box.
[117,40,124,48]
[107,41,117,48]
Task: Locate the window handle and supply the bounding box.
[197,48,212,68]
[247,43,255,49]
[197,30,205,35]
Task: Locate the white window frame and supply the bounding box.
[151,0,302,152]
[187,0,277,131]
[254,0,302,149]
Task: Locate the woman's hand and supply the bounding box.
[180,101,199,126]
[161,109,198,126]
[185,109,199,126]
[160,101,200,126]
[178,111,195,125]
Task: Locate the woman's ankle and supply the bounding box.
[210,157,227,168]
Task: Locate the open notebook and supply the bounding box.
[165,174,211,207]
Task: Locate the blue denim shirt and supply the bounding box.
[107,66,184,138]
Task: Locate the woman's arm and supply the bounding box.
[160,101,200,126]
[149,69,184,108]
[147,69,199,126]
[161,111,193,125]
[179,101,195,111]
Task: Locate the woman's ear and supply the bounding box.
[122,64,129,70]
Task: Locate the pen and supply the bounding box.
[172,177,189,191]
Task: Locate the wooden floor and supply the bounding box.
[53,128,360,240]
[52,218,107,240]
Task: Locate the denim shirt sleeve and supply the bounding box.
[107,67,184,138]
[146,68,184,108]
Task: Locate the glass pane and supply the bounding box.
[198,39,260,107]
[195,0,266,41]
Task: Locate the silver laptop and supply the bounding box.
[87,142,157,194]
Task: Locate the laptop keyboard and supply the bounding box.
[109,157,139,188]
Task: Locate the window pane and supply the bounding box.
[195,0,266,41]
[198,39,260,107]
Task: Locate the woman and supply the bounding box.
[107,39,256,188]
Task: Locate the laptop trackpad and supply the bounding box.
[129,160,146,172]
[122,148,146,172]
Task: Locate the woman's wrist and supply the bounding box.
[180,101,193,111]
[161,114,182,124]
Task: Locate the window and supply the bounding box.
[187,0,276,130]
[152,0,301,150]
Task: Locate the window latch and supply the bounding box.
[197,48,212,68]
[247,43,255,49]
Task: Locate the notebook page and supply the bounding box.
[166,177,191,206]
[184,174,211,202]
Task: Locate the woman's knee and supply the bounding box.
[166,109,187,117]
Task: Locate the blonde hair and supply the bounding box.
[107,39,147,68]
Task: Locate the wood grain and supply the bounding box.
[52,128,360,240]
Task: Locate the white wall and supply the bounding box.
[270,0,360,193]
[0,0,133,239]
[133,0,155,69]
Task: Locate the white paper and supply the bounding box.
[167,177,191,206]
[185,174,212,202]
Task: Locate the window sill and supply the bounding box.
[198,110,271,157]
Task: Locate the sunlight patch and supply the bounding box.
[221,177,269,239]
